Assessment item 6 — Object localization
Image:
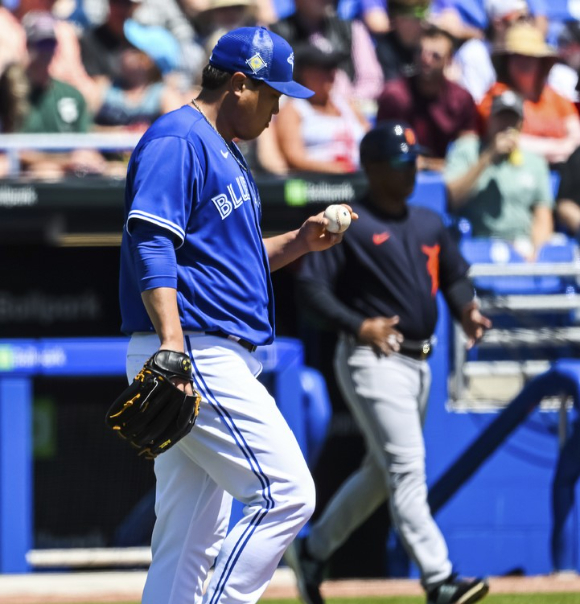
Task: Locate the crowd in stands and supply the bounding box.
[3,0,580,255]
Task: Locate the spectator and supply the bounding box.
[19,11,106,178]
[427,0,486,42]
[0,62,30,177]
[132,0,206,91]
[79,0,142,91]
[0,3,27,77]
[336,0,389,35]
[377,25,477,169]
[478,23,580,164]
[374,0,427,82]
[0,0,101,111]
[453,0,530,103]
[555,145,580,238]
[178,0,276,25]
[275,43,369,173]
[195,0,257,42]
[548,20,580,103]
[0,63,29,133]
[94,20,184,131]
[270,0,384,110]
[445,90,553,260]
[429,0,546,40]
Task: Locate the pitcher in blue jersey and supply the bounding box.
[119,26,356,604]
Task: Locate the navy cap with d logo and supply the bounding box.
[360,121,428,165]
[209,26,314,99]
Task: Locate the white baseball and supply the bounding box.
[324,204,352,234]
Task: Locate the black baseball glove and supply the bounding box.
[105,350,201,459]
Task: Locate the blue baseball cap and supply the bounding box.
[209,26,314,99]
[124,19,180,75]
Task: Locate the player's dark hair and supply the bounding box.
[201,63,264,90]
[201,64,232,90]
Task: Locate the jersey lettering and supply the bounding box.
[237,176,251,202]
[228,183,244,209]
[212,193,233,219]
[213,178,252,218]
[421,244,440,296]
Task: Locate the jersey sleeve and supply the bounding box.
[437,219,475,320]
[437,215,472,290]
[297,244,366,335]
[126,136,201,247]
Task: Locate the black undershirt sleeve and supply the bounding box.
[443,275,475,323]
[296,244,366,336]
[438,216,475,321]
[296,278,367,336]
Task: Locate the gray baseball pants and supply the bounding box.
[307,334,453,590]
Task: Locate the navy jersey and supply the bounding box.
[119,105,274,345]
[298,198,472,341]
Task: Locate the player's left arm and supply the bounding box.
[264,206,358,272]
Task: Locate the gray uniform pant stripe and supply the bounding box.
[308,335,452,589]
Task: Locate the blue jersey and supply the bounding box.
[119,105,275,346]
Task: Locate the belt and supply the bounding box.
[398,338,433,361]
[213,331,257,353]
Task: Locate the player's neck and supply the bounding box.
[368,189,407,216]
[192,92,235,142]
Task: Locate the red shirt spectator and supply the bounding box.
[376,26,477,167]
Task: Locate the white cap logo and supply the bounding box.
[287,52,294,71]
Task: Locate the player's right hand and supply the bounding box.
[358,316,404,356]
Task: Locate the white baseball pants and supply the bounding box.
[307,335,452,590]
[126,333,315,604]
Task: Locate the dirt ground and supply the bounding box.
[2,573,580,604]
[263,574,580,599]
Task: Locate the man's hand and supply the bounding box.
[461,301,492,349]
[358,316,404,356]
[490,128,519,161]
[297,205,358,253]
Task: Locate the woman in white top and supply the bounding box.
[275,42,369,174]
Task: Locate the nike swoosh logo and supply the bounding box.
[221,150,229,159]
[373,232,390,245]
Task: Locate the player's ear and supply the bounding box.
[230,72,247,96]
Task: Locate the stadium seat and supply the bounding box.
[459,238,537,294]
[299,366,332,468]
[535,238,580,294]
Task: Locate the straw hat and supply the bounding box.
[494,22,556,57]
[201,0,253,11]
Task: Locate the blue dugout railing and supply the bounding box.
[0,337,311,573]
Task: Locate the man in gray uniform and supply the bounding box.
[288,121,491,604]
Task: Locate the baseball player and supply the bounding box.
[119,26,356,604]
[288,121,492,604]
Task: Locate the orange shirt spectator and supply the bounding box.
[478,22,580,164]
[479,81,577,141]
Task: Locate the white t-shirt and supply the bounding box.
[291,93,367,169]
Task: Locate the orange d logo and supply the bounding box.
[404,128,416,145]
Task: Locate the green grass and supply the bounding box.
[68,596,580,604]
